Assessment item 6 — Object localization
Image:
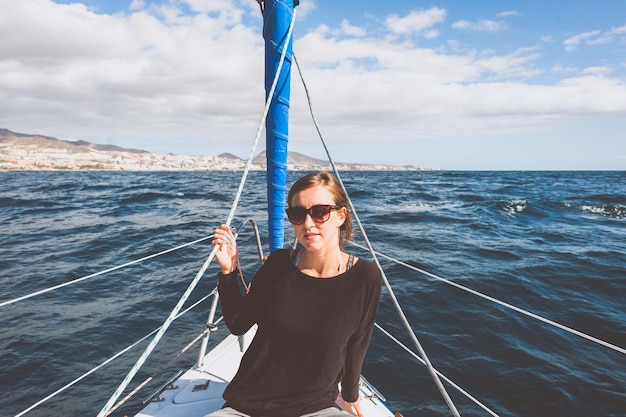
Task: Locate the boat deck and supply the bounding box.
[135,328,395,417]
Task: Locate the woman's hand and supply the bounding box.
[212,224,238,274]
[336,393,364,417]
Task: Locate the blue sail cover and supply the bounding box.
[264,0,295,252]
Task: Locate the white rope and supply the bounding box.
[96,8,297,417]
[354,242,626,356]
[375,323,500,417]
[15,290,214,417]
[0,235,214,308]
[292,55,462,417]
[106,314,225,416]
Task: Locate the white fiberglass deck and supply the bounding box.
[135,328,395,417]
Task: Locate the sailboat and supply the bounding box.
[4,2,624,417]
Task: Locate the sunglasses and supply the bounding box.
[286,204,342,225]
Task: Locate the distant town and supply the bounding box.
[0,128,433,171]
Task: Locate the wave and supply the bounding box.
[118,191,186,204]
[563,203,626,219]
[497,199,530,217]
[3,170,625,417]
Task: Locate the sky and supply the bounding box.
[1,0,626,170]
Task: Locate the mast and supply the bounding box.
[263,0,297,252]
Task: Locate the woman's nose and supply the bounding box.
[302,212,316,226]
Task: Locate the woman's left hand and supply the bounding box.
[336,393,364,417]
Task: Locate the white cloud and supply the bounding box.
[564,30,601,51]
[453,19,506,32]
[583,66,611,76]
[562,25,626,51]
[294,0,317,19]
[551,64,577,74]
[497,11,520,18]
[588,24,626,47]
[385,7,446,35]
[0,0,264,144]
[183,0,238,14]
[340,19,366,37]
[473,48,543,79]
[612,24,626,35]
[423,30,440,39]
[1,0,625,167]
[130,0,145,11]
[293,27,626,130]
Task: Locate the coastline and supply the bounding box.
[0,128,433,172]
[0,151,426,172]
[0,138,431,172]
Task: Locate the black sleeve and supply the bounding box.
[217,251,284,335]
[217,270,258,335]
[340,263,382,402]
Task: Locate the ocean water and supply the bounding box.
[0,170,624,417]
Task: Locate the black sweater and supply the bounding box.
[217,249,382,417]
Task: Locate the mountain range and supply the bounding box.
[0,128,148,154]
[0,128,331,164]
[0,128,420,171]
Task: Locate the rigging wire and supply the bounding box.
[0,235,214,308]
[18,215,260,415]
[2,216,263,308]
[374,323,500,417]
[96,8,298,417]
[15,290,215,417]
[354,242,626,356]
[292,53,462,417]
[106,314,225,416]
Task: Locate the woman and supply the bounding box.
[209,172,382,417]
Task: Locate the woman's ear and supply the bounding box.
[338,207,347,225]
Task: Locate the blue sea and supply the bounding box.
[1,170,624,417]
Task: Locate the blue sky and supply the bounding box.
[2,0,625,169]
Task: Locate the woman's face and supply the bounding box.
[290,185,346,253]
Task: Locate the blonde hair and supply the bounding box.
[287,171,352,247]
